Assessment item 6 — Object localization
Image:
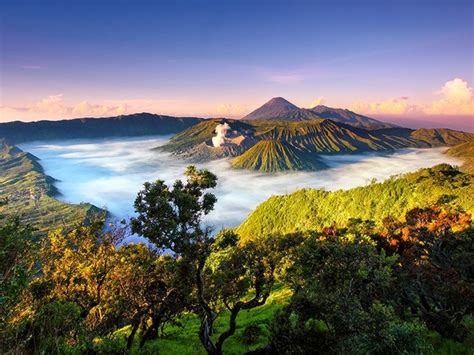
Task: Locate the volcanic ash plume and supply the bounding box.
[212,123,231,147]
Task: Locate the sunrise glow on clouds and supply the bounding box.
[350,78,474,118]
[2,78,472,124]
[1,1,472,131]
[0,95,128,121]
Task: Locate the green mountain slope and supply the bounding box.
[231,140,327,172]
[0,139,102,234]
[162,117,474,173]
[236,164,474,239]
[410,128,474,147]
[446,141,474,174]
[161,119,255,154]
[253,119,410,152]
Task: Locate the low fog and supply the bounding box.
[20,136,462,233]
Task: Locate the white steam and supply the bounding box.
[212,123,231,147]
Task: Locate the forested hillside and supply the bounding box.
[2,165,473,354]
[237,164,474,238]
[0,139,101,234]
[447,142,474,174]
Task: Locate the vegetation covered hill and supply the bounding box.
[409,128,474,147]
[231,140,327,172]
[0,113,202,144]
[237,164,474,238]
[446,142,474,174]
[0,139,101,234]
[162,117,474,173]
[2,165,473,354]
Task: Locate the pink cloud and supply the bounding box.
[350,78,474,117]
[0,94,129,122]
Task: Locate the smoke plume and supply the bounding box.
[212,123,231,147]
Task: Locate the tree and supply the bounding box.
[110,243,192,349]
[375,206,474,340]
[269,229,430,354]
[32,221,120,325]
[131,165,219,353]
[131,166,299,354]
[0,216,36,350]
[203,231,302,354]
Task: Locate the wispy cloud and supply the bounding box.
[20,65,45,70]
[263,72,306,84]
[215,103,249,118]
[0,94,128,121]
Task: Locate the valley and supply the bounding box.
[0,139,102,234]
[15,136,463,231]
[162,109,473,173]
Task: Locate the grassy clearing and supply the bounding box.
[101,285,474,354]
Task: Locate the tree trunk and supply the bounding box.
[127,321,140,350]
[196,258,217,354]
[139,317,160,348]
[215,306,240,354]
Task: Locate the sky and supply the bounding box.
[1,0,473,131]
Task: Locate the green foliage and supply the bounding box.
[375,206,474,341]
[0,216,36,349]
[268,229,431,354]
[237,165,474,239]
[446,141,474,174]
[131,168,300,354]
[0,139,102,235]
[240,324,263,345]
[29,301,86,354]
[131,165,217,255]
[2,161,473,354]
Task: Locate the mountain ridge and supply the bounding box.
[243,97,395,129]
[0,113,202,144]
[0,139,103,234]
[161,117,474,173]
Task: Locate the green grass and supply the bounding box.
[140,285,291,354]
[100,285,292,354]
[103,285,474,354]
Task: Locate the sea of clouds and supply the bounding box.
[20,136,462,234]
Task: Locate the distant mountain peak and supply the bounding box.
[243,97,318,121]
[311,104,331,110]
[243,98,396,129]
[265,97,298,109]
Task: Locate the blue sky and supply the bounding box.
[1,0,473,130]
